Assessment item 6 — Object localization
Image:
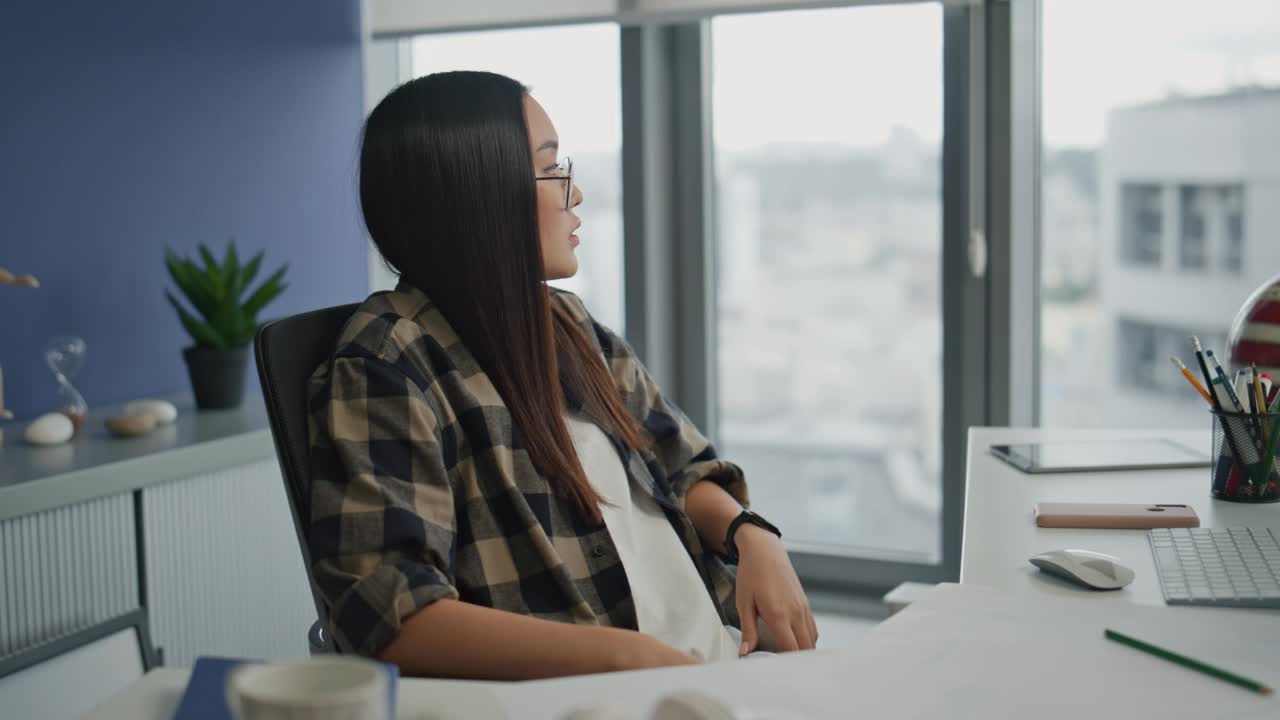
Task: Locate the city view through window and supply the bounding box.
[409,1,1280,563]
[1040,0,1280,430]
[716,0,1280,560]
[712,4,944,559]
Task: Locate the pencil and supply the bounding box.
[1207,350,1247,414]
[1247,371,1261,418]
[1188,339,1251,468]
[1253,364,1267,416]
[1190,337,1217,396]
[1171,356,1214,406]
[1195,339,1258,483]
[1258,365,1274,464]
[1104,629,1273,696]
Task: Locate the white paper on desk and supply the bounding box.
[487,583,1280,720]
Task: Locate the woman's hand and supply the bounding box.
[605,628,703,672]
[734,525,818,655]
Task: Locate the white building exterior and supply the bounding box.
[1098,87,1280,426]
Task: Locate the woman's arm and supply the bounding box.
[686,476,763,555]
[379,598,700,680]
[687,479,817,655]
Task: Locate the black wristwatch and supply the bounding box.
[723,510,781,563]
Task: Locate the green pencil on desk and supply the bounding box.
[1105,629,1273,696]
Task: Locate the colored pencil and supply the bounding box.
[1105,629,1273,696]
[1171,356,1213,406]
[1253,364,1267,418]
[1190,337,1217,400]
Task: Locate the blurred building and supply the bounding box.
[1098,87,1280,426]
[715,133,943,559]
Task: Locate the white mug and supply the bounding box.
[225,656,390,720]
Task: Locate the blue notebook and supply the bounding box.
[172,656,399,720]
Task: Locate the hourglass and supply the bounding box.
[46,336,88,429]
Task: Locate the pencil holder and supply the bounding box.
[1210,409,1280,503]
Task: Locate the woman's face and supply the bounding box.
[525,95,583,281]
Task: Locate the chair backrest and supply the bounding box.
[253,303,360,639]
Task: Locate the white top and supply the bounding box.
[564,413,740,662]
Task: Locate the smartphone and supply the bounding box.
[1033,502,1200,529]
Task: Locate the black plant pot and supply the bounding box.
[183,345,249,410]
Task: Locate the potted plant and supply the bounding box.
[165,242,287,409]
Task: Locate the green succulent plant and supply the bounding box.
[165,241,288,349]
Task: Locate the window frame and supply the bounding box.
[625,3,1002,594]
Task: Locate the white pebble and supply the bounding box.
[124,399,178,425]
[25,413,74,446]
[105,414,157,437]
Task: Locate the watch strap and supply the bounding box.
[724,510,781,563]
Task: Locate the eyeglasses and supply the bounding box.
[535,157,574,210]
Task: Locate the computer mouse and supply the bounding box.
[1029,549,1135,590]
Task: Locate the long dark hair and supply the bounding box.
[359,71,648,525]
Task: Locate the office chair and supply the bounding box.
[254,303,360,655]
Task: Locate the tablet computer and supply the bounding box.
[989,439,1210,474]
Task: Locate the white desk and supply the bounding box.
[86,427,1280,719]
[964,427,1279,613]
[87,583,1280,720]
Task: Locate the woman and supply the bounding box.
[307,71,816,681]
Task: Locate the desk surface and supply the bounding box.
[86,426,1280,719]
[963,427,1279,612]
[87,583,1280,720]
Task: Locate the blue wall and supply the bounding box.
[1,1,368,420]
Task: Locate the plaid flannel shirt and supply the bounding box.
[306,280,750,657]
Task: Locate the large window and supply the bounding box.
[369,0,1279,589]
[712,4,943,560]
[410,24,625,333]
[1039,0,1280,429]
